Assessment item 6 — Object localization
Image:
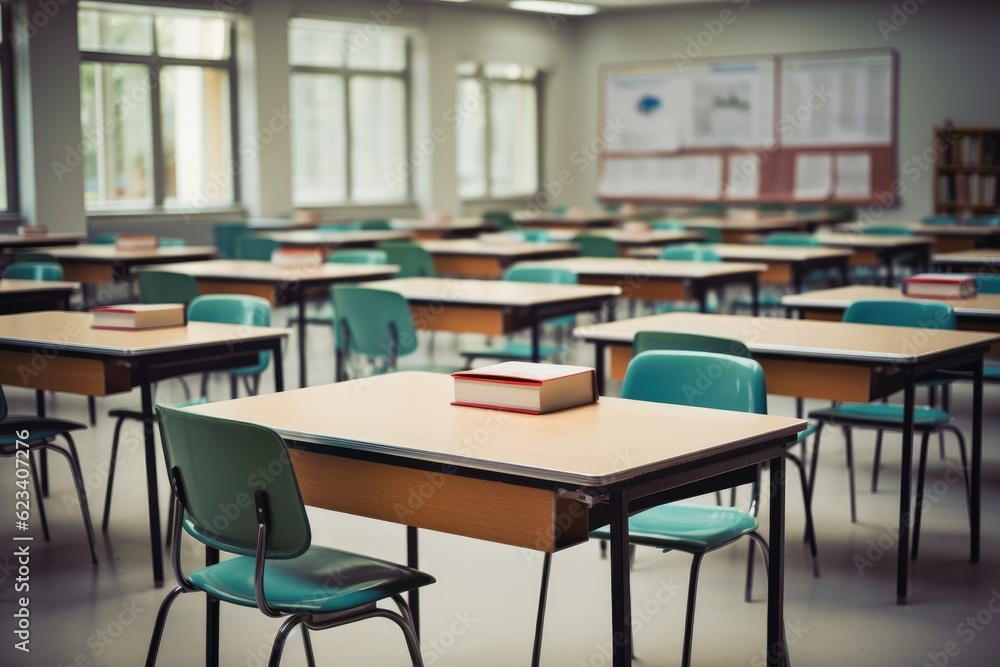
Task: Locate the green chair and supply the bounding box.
[650,219,685,231]
[968,216,1000,226]
[0,384,97,564]
[213,222,250,259]
[3,262,63,281]
[757,202,785,213]
[535,350,783,667]
[978,274,1000,294]
[862,226,913,235]
[459,265,577,366]
[686,226,724,243]
[695,202,727,215]
[825,204,855,222]
[550,205,568,214]
[807,300,969,560]
[380,242,437,278]
[241,236,282,261]
[10,252,58,264]
[920,215,957,225]
[572,234,618,258]
[145,405,432,667]
[659,244,720,262]
[327,249,388,265]
[483,210,516,231]
[732,233,824,314]
[93,232,118,244]
[136,270,200,308]
[354,219,392,230]
[763,233,821,247]
[521,229,550,243]
[158,238,186,247]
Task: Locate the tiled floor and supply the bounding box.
[2,315,999,666]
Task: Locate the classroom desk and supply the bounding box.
[143,259,399,388]
[0,278,79,314]
[837,222,1000,253]
[0,232,86,252]
[518,256,766,314]
[0,311,288,586]
[543,228,705,256]
[388,217,494,239]
[258,229,413,250]
[188,372,804,667]
[682,212,844,243]
[932,249,1000,272]
[576,312,997,603]
[814,233,934,286]
[418,239,581,279]
[513,211,623,230]
[630,243,852,293]
[357,277,621,378]
[46,244,217,296]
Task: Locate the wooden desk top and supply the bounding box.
[630,243,853,263]
[0,311,288,356]
[519,256,767,279]
[0,232,86,248]
[141,259,398,284]
[389,217,492,232]
[47,244,217,262]
[932,249,1000,266]
[0,278,80,294]
[781,285,1000,318]
[543,228,704,245]
[370,277,622,306]
[419,239,581,257]
[185,371,804,486]
[575,312,1000,363]
[259,230,413,246]
[815,232,934,249]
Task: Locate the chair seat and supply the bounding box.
[808,403,953,429]
[797,422,817,443]
[189,545,435,614]
[590,504,758,553]
[460,341,563,361]
[653,302,720,314]
[984,364,1000,381]
[0,416,86,447]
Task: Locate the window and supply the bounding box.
[456,62,540,200]
[0,5,18,213]
[78,3,236,210]
[289,18,410,206]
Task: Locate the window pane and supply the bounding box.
[347,31,406,71]
[484,62,537,81]
[161,66,232,208]
[490,82,538,197]
[350,77,407,203]
[289,19,345,68]
[80,62,154,206]
[156,16,229,60]
[456,79,487,200]
[78,8,153,55]
[291,74,347,205]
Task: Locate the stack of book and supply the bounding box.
[91,304,186,330]
[452,362,599,415]
[116,235,158,250]
[902,273,977,300]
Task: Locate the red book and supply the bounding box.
[91,304,186,330]
[452,362,598,415]
[902,273,977,300]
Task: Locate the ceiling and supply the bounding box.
[429,0,739,12]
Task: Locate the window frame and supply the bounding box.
[457,62,542,203]
[289,19,414,207]
[78,4,240,212]
[0,4,19,215]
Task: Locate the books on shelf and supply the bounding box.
[116,235,158,250]
[902,273,977,300]
[452,362,599,415]
[91,303,186,330]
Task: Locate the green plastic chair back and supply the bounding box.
[825,204,855,221]
[380,243,437,278]
[11,252,57,264]
[521,229,550,243]
[154,405,310,559]
[976,274,1000,294]
[920,215,957,225]
[843,299,956,330]
[136,270,200,307]
[331,285,419,358]
[602,202,621,212]
[757,203,785,213]
[317,224,353,233]
[93,232,118,244]
[188,295,271,375]
[354,219,391,230]
[763,233,821,247]
[241,237,282,261]
[792,205,820,214]
[572,234,619,258]
[622,350,767,415]
[327,249,388,265]
[159,238,186,247]
[551,205,568,214]
[483,211,516,230]
[968,216,1000,227]
[686,226,724,243]
[659,245,720,262]
[213,222,250,260]
[504,265,577,285]
[651,219,685,231]
[696,203,727,215]
[3,262,63,281]
[633,331,751,358]
[862,226,913,236]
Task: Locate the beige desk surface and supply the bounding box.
[0,278,81,293]
[630,243,853,262]
[389,217,491,232]
[419,239,581,257]
[258,230,413,245]
[369,277,622,306]
[814,232,935,249]
[47,244,217,261]
[519,256,767,279]
[0,233,86,247]
[781,285,1000,317]
[185,371,804,487]
[0,311,289,356]
[139,259,398,284]
[932,249,1000,265]
[543,228,704,245]
[575,312,1000,363]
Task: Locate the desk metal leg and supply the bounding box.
[206,547,220,667]
[297,292,307,388]
[609,490,632,667]
[767,454,787,666]
[594,342,606,396]
[35,390,48,497]
[141,373,165,586]
[272,340,285,393]
[751,277,760,317]
[884,254,894,287]
[407,526,420,637]
[897,377,916,603]
[972,361,983,562]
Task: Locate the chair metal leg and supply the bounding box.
[301,626,316,667]
[746,532,791,667]
[269,615,307,667]
[871,430,884,493]
[144,586,186,667]
[744,538,757,603]
[29,452,50,541]
[805,422,824,544]
[384,596,425,667]
[200,373,210,400]
[680,553,704,667]
[229,375,238,400]
[531,552,552,667]
[88,396,97,426]
[844,428,857,523]
[102,415,128,532]
[55,434,98,564]
[787,451,820,577]
[912,431,932,561]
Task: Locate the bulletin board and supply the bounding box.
[597,48,898,205]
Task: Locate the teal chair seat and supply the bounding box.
[590,505,758,552]
[189,546,435,614]
[0,416,85,447]
[809,403,952,428]
[3,261,63,281]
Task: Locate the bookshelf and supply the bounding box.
[934,126,1000,217]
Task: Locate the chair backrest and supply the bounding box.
[920,215,957,225]
[158,237,186,247]
[241,237,282,261]
[317,224,353,233]
[380,242,437,278]
[572,234,619,258]
[633,331,751,358]
[521,229,550,243]
[11,252,57,264]
[651,219,684,231]
[659,245,720,262]
[757,202,785,213]
[843,299,957,330]
[188,295,271,374]
[331,285,418,357]
[696,202,727,215]
[213,222,250,260]
[763,233,821,247]
[483,210,516,230]
[976,274,1000,294]
[136,270,200,306]
[3,262,63,281]
[622,350,767,415]
[154,405,310,559]
[862,225,912,236]
[93,232,118,244]
[968,216,1000,227]
[354,219,391,230]
[327,249,388,265]
[504,264,578,285]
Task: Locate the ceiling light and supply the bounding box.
[509,1,599,16]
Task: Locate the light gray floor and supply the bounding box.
[2,313,999,667]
